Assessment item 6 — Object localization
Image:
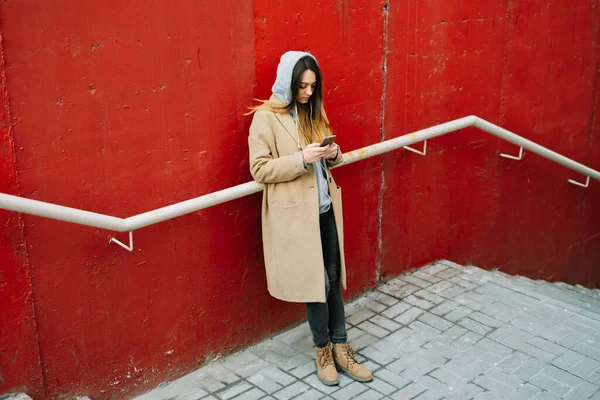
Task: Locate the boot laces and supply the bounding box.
[319,346,335,369]
[341,344,358,368]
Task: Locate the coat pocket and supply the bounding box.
[267,201,322,296]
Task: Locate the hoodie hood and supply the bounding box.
[272,51,318,105]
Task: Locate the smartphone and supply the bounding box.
[319,135,337,147]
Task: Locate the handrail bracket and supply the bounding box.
[568,176,590,188]
[500,146,524,160]
[404,140,427,156]
[110,231,134,252]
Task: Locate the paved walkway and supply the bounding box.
[134,260,600,400]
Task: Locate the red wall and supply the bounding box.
[0,0,598,398]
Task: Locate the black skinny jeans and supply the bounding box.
[306,207,347,348]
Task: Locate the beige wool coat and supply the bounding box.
[248,98,346,303]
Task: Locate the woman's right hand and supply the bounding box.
[302,143,329,164]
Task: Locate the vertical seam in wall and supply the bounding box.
[0,30,48,397]
[579,15,600,270]
[499,1,511,125]
[494,0,512,270]
[377,0,390,284]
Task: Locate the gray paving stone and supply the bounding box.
[473,374,514,396]
[451,331,482,351]
[348,309,377,326]
[135,261,600,400]
[483,367,524,389]
[556,330,589,348]
[419,312,454,332]
[473,393,503,400]
[507,383,542,399]
[369,315,402,332]
[468,312,504,329]
[379,280,419,299]
[357,321,390,338]
[430,300,460,317]
[575,340,600,362]
[363,298,388,313]
[520,343,558,363]
[453,292,492,311]
[422,263,450,276]
[233,388,266,400]
[352,389,384,400]
[404,295,435,310]
[413,390,445,400]
[530,372,573,396]
[571,356,600,378]
[539,365,582,388]
[446,383,485,400]
[351,333,379,350]
[387,353,437,380]
[552,350,587,370]
[496,351,530,373]
[435,268,461,279]
[414,375,453,393]
[331,382,369,400]
[448,275,480,290]
[373,368,411,389]
[365,377,398,396]
[292,389,326,400]
[459,318,494,336]
[273,381,311,400]
[395,307,425,325]
[289,360,317,379]
[390,382,428,400]
[413,270,444,284]
[247,373,283,394]
[488,325,533,350]
[564,381,600,400]
[429,368,468,389]
[382,302,412,319]
[530,391,562,400]
[216,382,253,400]
[513,357,548,380]
[400,275,433,289]
[415,341,459,367]
[527,337,568,356]
[438,285,469,299]
[445,306,474,322]
[302,374,340,395]
[436,325,468,345]
[413,290,446,305]
[427,281,456,295]
[478,301,522,322]
[348,327,367,342]
[367,291,399,307]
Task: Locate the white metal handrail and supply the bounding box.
[1,116,598,251]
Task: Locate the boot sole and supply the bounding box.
[336,366,374,383]
[315,360,339,386]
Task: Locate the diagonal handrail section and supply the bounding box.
[0,116,598,248]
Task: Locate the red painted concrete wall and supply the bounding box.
[381,0,600,285]
[0,0,598,398]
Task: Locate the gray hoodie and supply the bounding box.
[272,51,332,214]
[272,51,318,105]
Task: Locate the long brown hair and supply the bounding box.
[248,56,332,145]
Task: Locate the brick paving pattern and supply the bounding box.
[134,260,600,400]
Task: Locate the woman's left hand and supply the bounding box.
[325,143,339,159]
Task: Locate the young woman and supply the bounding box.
[248,51,373,386]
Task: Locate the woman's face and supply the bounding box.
[296,69,317,104]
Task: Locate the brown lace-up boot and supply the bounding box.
[315,344,339,386]
[333,343,373,382]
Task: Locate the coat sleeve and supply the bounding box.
[248,111,308,184]
[326,146,344,168]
